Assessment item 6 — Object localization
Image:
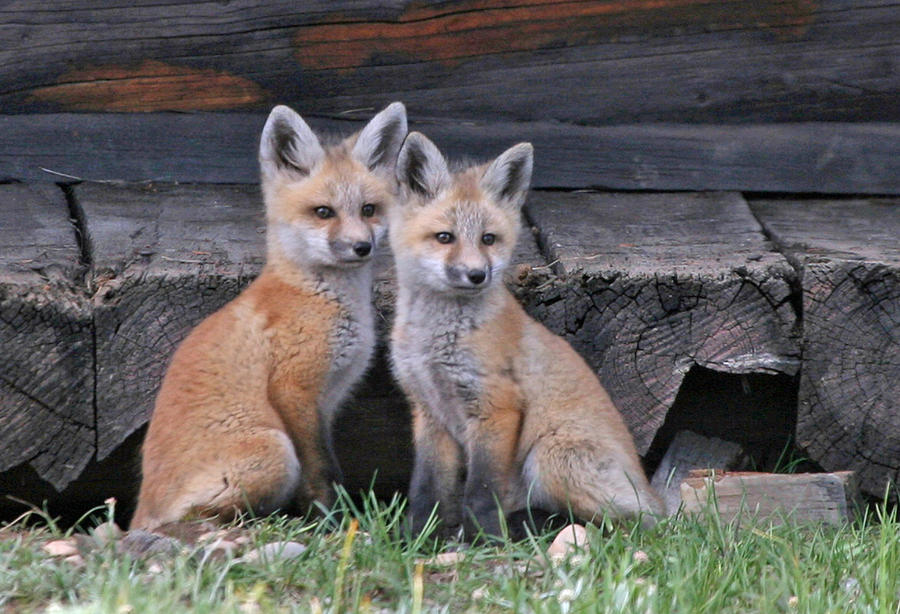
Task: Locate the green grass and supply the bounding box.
[1,491,898,614]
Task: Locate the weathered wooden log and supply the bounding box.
[522,191,800,453]
[751,198,900,498]
[2,114,898,195]
[0,183,94,491]
[681,470,860,525]
[0,1,896,124]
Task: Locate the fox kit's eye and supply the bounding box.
[361,203,376,217]
[481,233,496,246]
[435,232,455,244]
[314,206,335,219]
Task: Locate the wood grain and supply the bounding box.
[0,1,896,123]
[0,183,94,491]
[1,114,897,194]
[681,470,860,525]
[30,61,269,112]
[751,198,900,498]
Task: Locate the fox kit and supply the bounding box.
[390,133,663,536]
[131,102,407,530]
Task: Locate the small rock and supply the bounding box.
[419,551,465,566]
[547,524,589,559]
[119,530,184,558]
[91,521,123,547]
[239,541,307,564]
[43,539,79,557]
[63,554,85,567]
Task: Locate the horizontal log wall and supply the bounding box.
[0,1,897,123]
[1,115,898,194]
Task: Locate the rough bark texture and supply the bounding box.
[751,198,900,498]
[0,183,93,491]
[2,114,898,195]
[523,191,800,453]
[1,1,896,123]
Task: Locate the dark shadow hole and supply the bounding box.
[643,365,819,476]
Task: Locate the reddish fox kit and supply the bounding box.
[389,133,663,536]
[131,102,407,530]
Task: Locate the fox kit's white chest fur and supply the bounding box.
[317,266,376,423]
[392,289,486,441]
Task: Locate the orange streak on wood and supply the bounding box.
[30,60,268,112]
[293,0,818,71]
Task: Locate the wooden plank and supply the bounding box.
[0,183,94,491]
[680,470,860,525]
[650,430,743,516]
[750,198,900,498]
[523,191,800,453]
[1,114,898,194]
[0,1,896,124]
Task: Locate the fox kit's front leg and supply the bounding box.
[408,403,464,534]
[461,380,524,536]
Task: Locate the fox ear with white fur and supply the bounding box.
[395,132,450,201]
[352,102,408,174]
[480,143,533,209]
[259,105,325,182]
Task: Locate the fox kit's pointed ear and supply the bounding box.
[481,143,533,209]
[259,105,325,181]
[352,102,407,174]
[396,132,450,200]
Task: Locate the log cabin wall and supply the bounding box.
[1,1,897,524]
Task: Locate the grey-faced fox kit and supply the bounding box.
[131,102,407,530]
[389,132,663,536]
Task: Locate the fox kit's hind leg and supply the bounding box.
[522,439,663,526]
[132,428,300,530]
[408,404,465,534]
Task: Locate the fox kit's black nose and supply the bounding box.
[467,269,487,285]
[353,241,372,257]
